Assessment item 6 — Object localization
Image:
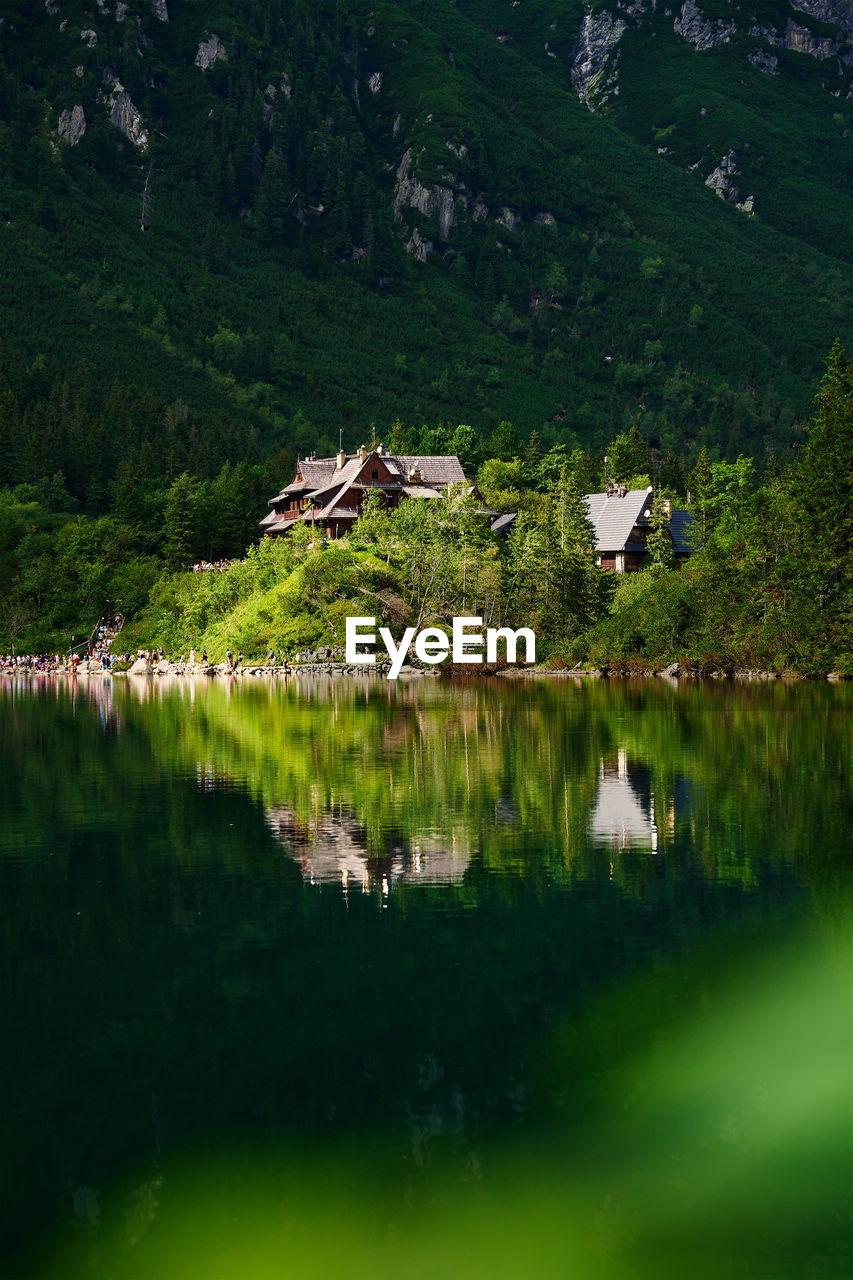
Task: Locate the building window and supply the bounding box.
[371,469,379,480]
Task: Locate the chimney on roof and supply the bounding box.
[358,444,368,462]
[336,448,347,470]
[408,463,422,483]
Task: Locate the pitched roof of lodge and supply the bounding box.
[585,489,692,553]
[271,452,467,505]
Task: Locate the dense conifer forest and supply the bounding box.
[1,0,851,668]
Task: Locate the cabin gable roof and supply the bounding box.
[585,489,652,552]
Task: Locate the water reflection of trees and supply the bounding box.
[2,676,851,1272]
[2,674,850,901]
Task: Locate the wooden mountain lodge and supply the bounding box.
[587,485,692,572]
[260,446,693,567]
[260,444,469,540]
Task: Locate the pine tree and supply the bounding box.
[657,448,686,499]
[646,493,675,570]
[163,473,203,567]
[540,473,602,641]
[793,340,853,629]
[626,424,651,479]
[525,429,542,475]
[688,448,713,548]
[490,420,519,462]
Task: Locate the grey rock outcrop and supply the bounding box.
[749,12,849,62]
[394,147,456,244]
[57,104,86,145]
[496,207,520,232]
[151,0,168,19]
[704,151,755,213]
[747,47,779,72]
[195,34,227,69]
[129,657,153,675]
[674,0,735,49]
[704,150,738,197]
[80,28,98,46]
[783,19,837,56]
[106,82,148,149]
[404,226,433,262]
[367,71,382,94]
[789,0,853,37]
[571,11,626,110]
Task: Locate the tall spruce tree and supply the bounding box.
[792,341,853,652]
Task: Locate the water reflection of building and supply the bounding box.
[589,749,675,851]
[265,807,469,893]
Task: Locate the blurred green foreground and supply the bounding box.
[39,915,852,1280]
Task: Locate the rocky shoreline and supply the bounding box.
[4,657,846,682]
[500,662,847,682]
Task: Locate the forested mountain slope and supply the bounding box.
[1,0,851,490]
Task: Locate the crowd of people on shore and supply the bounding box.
[2,653,68,672]
[2,610,129,674]
[1,648,135,673]
[4,604,315,675]
[2,645,299,674]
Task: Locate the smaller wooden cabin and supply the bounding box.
[585,487,692,572]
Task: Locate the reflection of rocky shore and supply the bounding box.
[589,749,675,851]
[266,806,470,891]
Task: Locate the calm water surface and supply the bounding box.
[1,674,851,1279]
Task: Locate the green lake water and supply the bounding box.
[1,673,851,1279]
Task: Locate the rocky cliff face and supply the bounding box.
[27,3,232,166]
[673,0,736,50]
[569,0,852,113]
[393,147,456,245]
[10,0,852,279]
[704,152,754,213]
[563,0,851,231]
[571,12,627,110]
[789,0,853,34]
[102,77,148,150]
[195,34,227,70]
[57,104,86,146]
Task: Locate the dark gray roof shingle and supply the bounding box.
[585,489,652,552]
